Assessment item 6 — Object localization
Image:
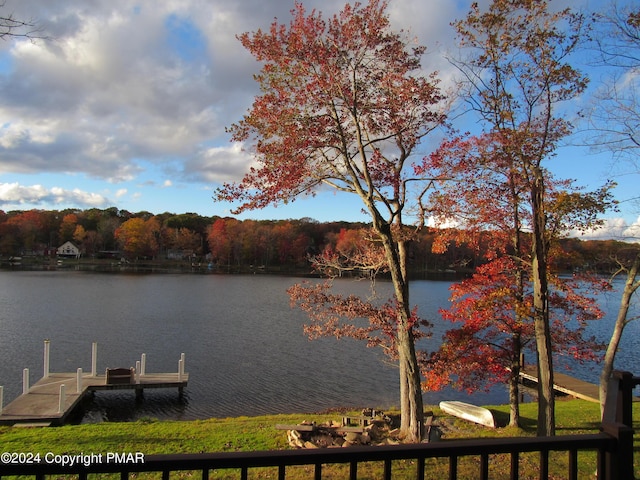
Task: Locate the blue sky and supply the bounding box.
[0,0,638,239]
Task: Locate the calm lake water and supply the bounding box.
[0,269,636,423]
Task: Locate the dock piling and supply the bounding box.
[44,340,50,378]
[22,368,29,394]
[77,368,83,394]
[141,353,146,376]
[135,361,141,384]
[91,342,97,377]
[58,384,65,414]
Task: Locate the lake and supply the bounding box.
[0,269,635,423]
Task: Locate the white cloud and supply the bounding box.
[0,182,110,208]
[0,0,460,187]
[184,142,256,184]
[0,0,635,223]
[571,216,640,243]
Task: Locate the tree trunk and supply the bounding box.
[599,253,640,416]
[509,333,522,427]
[531,170,555,436]
[377,223,424,441]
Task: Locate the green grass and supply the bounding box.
[0,400,637,479]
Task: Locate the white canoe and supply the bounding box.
[439,401,496,428]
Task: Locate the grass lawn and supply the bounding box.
[0,398,637,479]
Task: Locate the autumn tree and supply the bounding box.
[315,227,388,278]
[59,214,79,243]
[165,227,202,255]
[448,0,591,436]
[587,3,640,413]
[207,218,239,267]
[424,256,605,427]
[215,0,446,440]
[419,130,611,427]
[115,217,161,259]
[73,224,87,248]
[5,210,48,253]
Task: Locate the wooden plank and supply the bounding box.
[334,426,364,433]
[275,424,316,432]
[274,424,364,434]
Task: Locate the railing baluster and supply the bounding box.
[597,448,607,480]
[241,466,248,480]
[449,454,458,480]
[162,470,169,480]
[384,458,392,479]
[314,463,322,480]
[539,450,548,480]
[480,453,489,480]
[278,464,285,480]
[416,456,425,480]
[510,451,519,480]
[568,449,578,480]
[349,460,357,480]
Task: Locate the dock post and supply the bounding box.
[43,339,50,378]
[77,368,83,393]
[135,361,141,384]
[22,368,29,394]
[178,353,186,381]
[58,384,66,413]
[91,342,97,377]
[141,354,146,376]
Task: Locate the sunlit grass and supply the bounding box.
[0,399,638,479]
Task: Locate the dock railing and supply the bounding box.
[0,370,637,480]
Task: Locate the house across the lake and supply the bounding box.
[57,241,81,259]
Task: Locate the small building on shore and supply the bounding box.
[57,241,81,259]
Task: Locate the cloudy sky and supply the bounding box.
[0,0,638,239]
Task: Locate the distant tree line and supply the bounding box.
[0,207,636,275]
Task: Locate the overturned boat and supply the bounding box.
[439,400,496,428]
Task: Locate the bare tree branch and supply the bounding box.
[0,1,46,42]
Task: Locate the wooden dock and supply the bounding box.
[520,365,600,403]
[0,341,188,426]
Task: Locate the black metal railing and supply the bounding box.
[1,371,637,480]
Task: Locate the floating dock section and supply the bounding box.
[0,341,188,426]
[519,365,600,403]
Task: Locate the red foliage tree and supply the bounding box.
[423,256,605,427]
[207,218,239,267]
[427,0,607,436]
[214,0,446,440]
[288,280,430,362]
[419,128,612,427]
